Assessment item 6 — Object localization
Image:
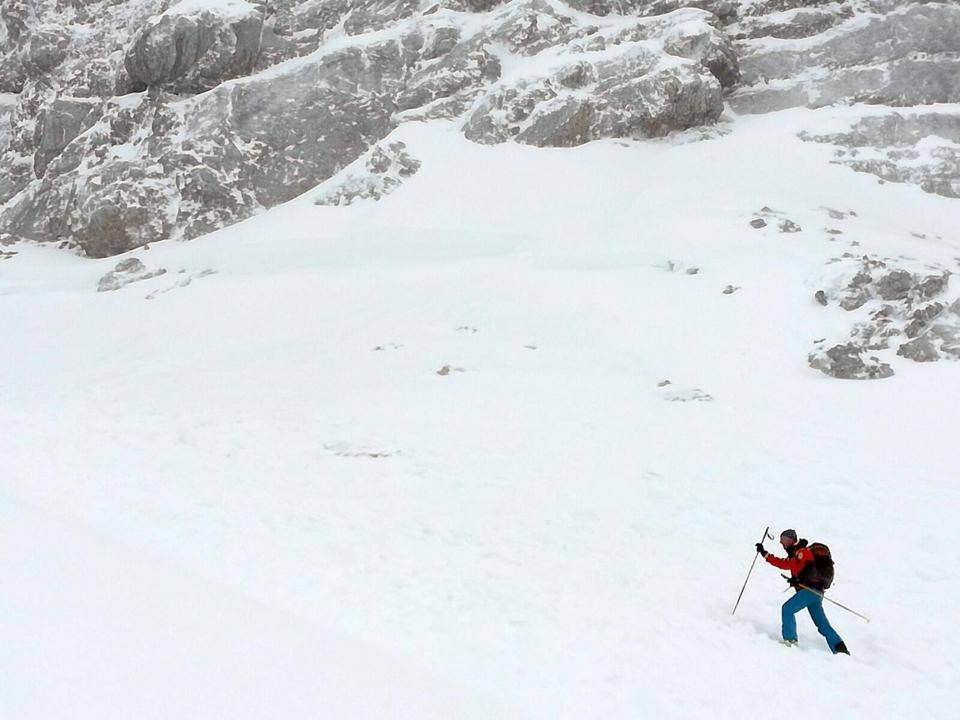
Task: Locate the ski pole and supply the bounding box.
[781,575,871,623]
[733,526,773,615]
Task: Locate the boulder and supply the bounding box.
[97,257,168,292]
[875,270,914,301]
[662,19,740,88]
[808,343,894,380]
[124,0,264,94]
[897,335,939,363]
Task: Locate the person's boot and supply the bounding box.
[779,640,798,647]
[834,641,850,655]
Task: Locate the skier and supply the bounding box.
[756,529,850,655]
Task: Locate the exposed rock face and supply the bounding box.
[730,2,960,114]
[0,95,16,151]
[564,0,736,20]
[123,1,264,94]
[0,1,738,255]
[800,112,960,200]
[810,256,960,377]
[314,141,422,206]
[463,5,733,146]
[0,0,957,260]
[23,24,71,77]
[464,60,723,146]
[1,31,409,256]
[724,1,960,223]
[395,34,502,120]
[33,97,101,177]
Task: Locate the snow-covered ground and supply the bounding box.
[2,106,959,717]
[0,498,504,719]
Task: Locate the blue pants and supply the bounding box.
[782,589,844,652]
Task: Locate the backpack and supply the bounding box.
[803,542,835,590]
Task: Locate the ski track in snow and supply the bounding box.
[1,107,959,718]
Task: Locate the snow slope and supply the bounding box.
[2,106,959,717]
[0,498,505,719]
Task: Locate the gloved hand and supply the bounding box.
[787,576,801,589]
[755,543,767,557]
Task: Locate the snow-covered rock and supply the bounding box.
[314,141,422,206]
[801,111,960,200]
[464,60,723,146]
[730,2,960,114]
[811,255,959,375]
[0,0,957,257]
[123,0,264,94]
[0,2,743,253]
[96,257,168,291]
[32,96,101,176]
[808,342,895,380]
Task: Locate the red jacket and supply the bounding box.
[765,546,814,577]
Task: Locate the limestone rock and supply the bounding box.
[875,270,915,301]
[800,112,960,200]
[33,97,101,177]
[124,1,264,94]
[897,335,940,363]
[3,0,958,261]
[464,58,723,147]
[808,343,894,380]
[814,257,959,372]
[97,257,168,292]
[314,141,421,206]
[23,25,71,76]
[731,3,960,113]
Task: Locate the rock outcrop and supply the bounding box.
[0,1,736,255]
[97,257,167,292]
[730,2,960,114]
[809,342,895,381]
[0,0,957,262]
[314,141,422,206]
[810,256,959,378]
[800,112,960,200]
[123,0,264,94]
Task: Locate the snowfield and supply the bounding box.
[2,106,959,718]
[0,498,504,719]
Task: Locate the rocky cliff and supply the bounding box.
[0,0,731,256]
[2,0,955,259]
